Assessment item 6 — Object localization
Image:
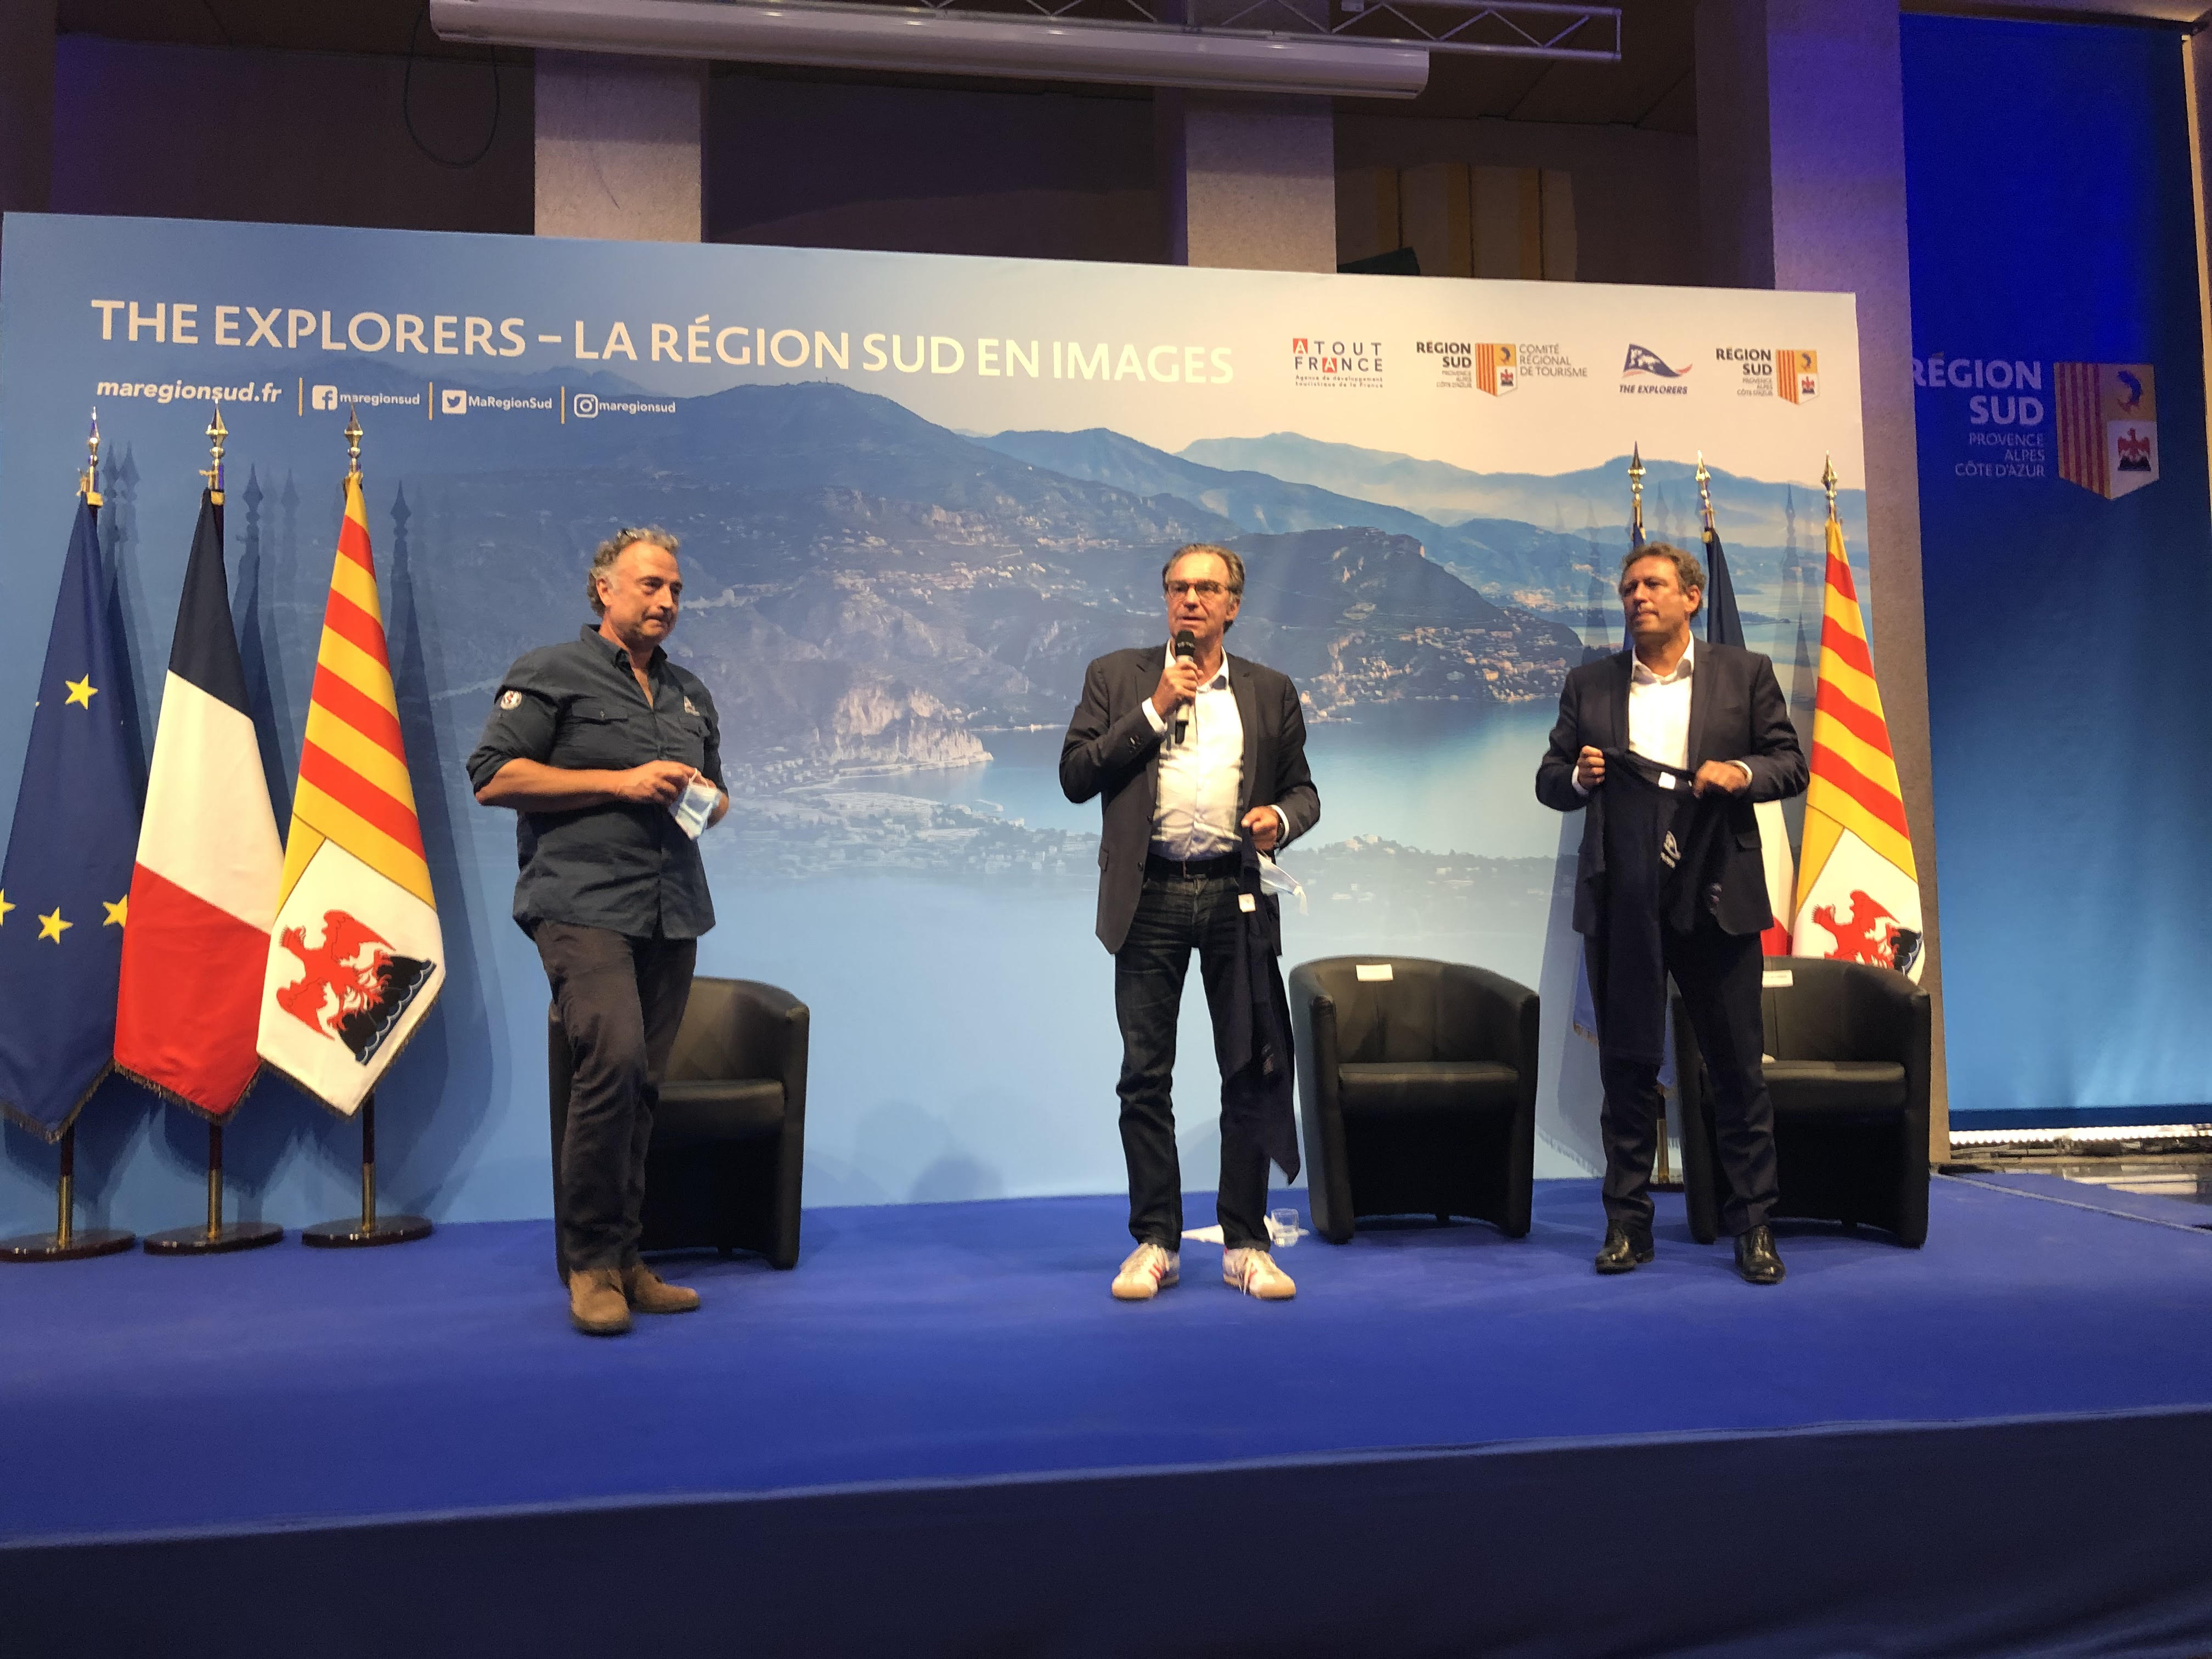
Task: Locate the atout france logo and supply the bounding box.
[1290,335,1383,388]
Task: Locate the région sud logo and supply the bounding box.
[1291,335,1383,389]
[1915,353,2156,495]
[1714,346,1819,404]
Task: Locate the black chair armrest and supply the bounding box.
[1435,963,1538,1077]
[1841,964,1925,1073]
[1289,964,1354,1244]
[724,980,810,1129]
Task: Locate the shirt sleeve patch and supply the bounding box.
[499,689,523,710]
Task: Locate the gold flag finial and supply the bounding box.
[1822,454,1838,517]
[1627,443,1645,543]
[202,405,228,503]
[1696,451,1714,534]
[344,405,363,479]
[80,410,103,506]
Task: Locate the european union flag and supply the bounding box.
[0,498,144,1139]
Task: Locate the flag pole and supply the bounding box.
[303,1091,432,1247]
[144,1122,283,1253]
[301,413,432,1249]
[1627,444,1646,545]
[144,409,285,1257]
[2,418,137,1263]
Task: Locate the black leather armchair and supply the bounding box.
[1289,957,1539,1244]
[1675,957,1931,1247]
[550,977,809,1279]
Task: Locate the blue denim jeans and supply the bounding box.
[1113,871,1273,1251]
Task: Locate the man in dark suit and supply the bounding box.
[1537,543,1807,1284]
[1062,544,1320,1302]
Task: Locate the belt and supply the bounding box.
[1146,849,1241,881]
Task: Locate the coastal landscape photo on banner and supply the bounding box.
[0,214,1869,1228]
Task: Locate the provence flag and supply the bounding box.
[0,498,143,1140]
[1702,517,1797,956]
[256,471,443,1115]
[1789,504,1925,980]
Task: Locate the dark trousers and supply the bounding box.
[1114,871,1273,1252]
[1585,917,1778,1239]
[534,920,697,1273]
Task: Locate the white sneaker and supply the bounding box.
[1223,1246,1296,1301]
[1111,1242,1180,1301]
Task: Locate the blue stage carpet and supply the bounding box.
[4,1178,2211,1657]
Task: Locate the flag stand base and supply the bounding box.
[302,1094,432,1249]
[0,1126,136,1261]
[144,1122,283,1255]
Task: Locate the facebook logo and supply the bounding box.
[440,388,467,415]
[310,384,338,411]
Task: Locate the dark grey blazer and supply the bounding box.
[1060,644,1321,953]
[1536,643,1807,938]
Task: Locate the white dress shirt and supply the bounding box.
[1573,637,1752,794]
[1143,655,1244,857]
[1630,635,1698,770]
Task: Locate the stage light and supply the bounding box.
[430,0,1432,99]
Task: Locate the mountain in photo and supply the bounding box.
[363,381,1580,789]
[1179,433,1868,552]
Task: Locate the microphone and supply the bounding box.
[1172,629,1197,744]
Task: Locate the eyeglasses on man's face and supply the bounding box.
[1165,580,1233,600]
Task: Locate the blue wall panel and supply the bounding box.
[1905,15,2212,1121]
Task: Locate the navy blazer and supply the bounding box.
[1060,644,1321,953]
[1536,643,1807,938]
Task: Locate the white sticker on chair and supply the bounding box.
[1356,963,1394,981]
[1763,969,1795,989]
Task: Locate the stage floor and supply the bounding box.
[5,1176,2210,1540]
[5,1177,2212,1656]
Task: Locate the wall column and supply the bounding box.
[1155,91,1334,272]
[1696,0,1949,1148]
[0,0,56,253]
[535,51,704,241]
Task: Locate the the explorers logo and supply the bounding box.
[1620,343,1691,395]
[1715,346,1819,404]
[1291,335,1383,388]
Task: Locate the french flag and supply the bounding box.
[114,489,284,1116]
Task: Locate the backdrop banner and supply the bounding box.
[1904,16,2212,1126]
[0,212,1867,1232]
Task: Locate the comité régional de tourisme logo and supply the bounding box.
[1620,343,1692,396]
[274,909,436,1066]
[1291,335,1383,388]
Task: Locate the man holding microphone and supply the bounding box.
[469,527,729,1336]
[1062,544,1318,1303]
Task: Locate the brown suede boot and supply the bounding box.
[568,1266,632,1336]
[623,1264,701,1315]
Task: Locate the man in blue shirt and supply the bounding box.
[468,527,728,1335]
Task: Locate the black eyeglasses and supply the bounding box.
[1165,580,1233,599]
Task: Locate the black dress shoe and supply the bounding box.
[1594,1223,1655,1274]
[1734,1224,1785,1285]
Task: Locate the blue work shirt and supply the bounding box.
[466,625,724,939]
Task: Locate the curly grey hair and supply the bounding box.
[586,526,681,616]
